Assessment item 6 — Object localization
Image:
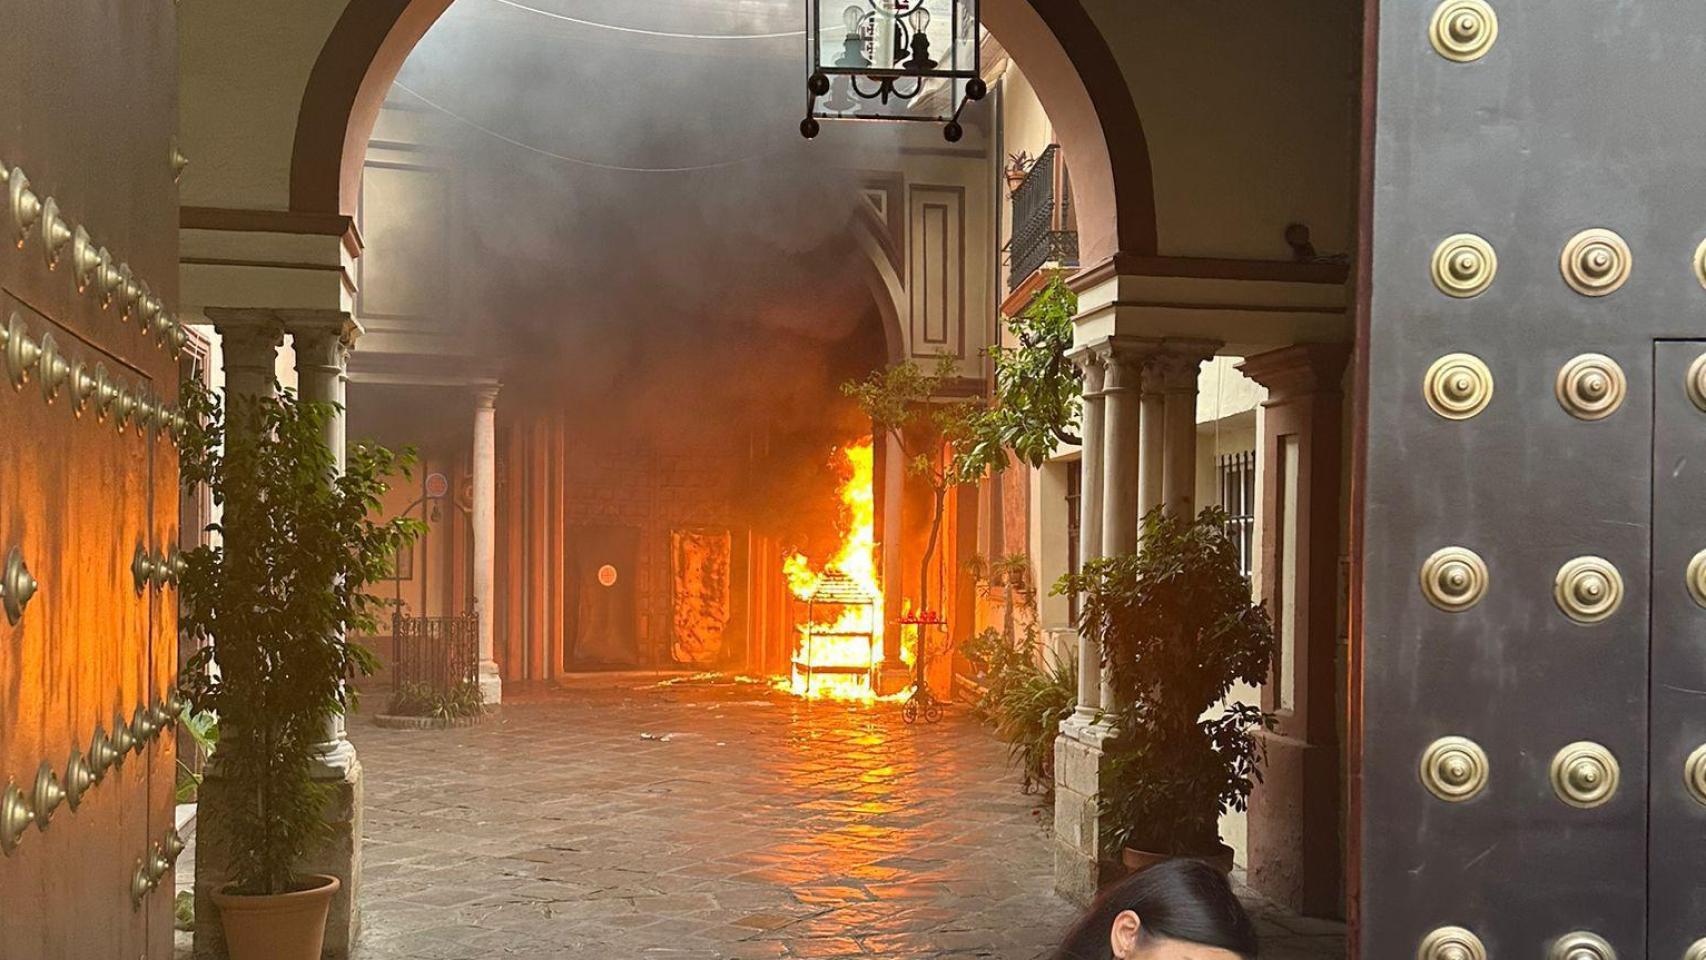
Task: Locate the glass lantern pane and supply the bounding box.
[809,0,979,125]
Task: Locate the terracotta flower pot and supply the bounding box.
[212,874,340,960]
[1121,842,1236,877]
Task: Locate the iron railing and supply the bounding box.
[1008,144,1079,291]
[391,610,479,693]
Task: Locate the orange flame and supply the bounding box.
[781,439,906,701]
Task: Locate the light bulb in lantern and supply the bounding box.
[836,4,870,68]
[869,0,896,67]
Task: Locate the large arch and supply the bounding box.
[287,0,1156,267]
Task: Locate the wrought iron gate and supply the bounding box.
[0,3,183,957]
[1360,2,1706,955]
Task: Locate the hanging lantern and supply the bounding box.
[801,0,985,142]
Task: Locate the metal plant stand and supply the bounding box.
[898,611,945,724]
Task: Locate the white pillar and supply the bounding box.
[1137,358,1166,521]
[1097,340,1149,715]
[1162,352,1208,517]
[1066,348,1104,722]
[1098,342,1143,558]
[472,384,503,703]
[287,313,362,776]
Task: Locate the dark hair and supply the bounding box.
[1049,860,1258,960]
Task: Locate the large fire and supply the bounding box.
[782,439,909,700]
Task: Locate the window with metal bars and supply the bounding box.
[1218,451,1256,578]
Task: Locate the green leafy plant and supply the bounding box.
[174,708,220,803]
[1057,507,1275,857]
[979,276,1081,468]
[175,890,195,932]
[963,625,1077,795]
[387,680,485,721]
[176,381,423,896]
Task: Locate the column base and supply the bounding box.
[309,736,359,779]
[478,665,504,706]
[1052,719,1125,905]
[195,757,365,960]
[1246,730,1344,919]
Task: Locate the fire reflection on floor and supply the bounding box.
[175,676,1345,959]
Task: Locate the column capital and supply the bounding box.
[1065,346,1105,395]
[281,310,362,349]
[1086,335,1160,394]
[206,308,284,399]
[1150,339,1221,392]
[204,307,284,348]
[1237,342,1350,400]
[472,382,502,410]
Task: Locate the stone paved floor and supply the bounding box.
[178,676,1345,959]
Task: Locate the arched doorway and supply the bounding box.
[286,0,1156,268]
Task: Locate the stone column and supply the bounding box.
[1236,343,1350,919]
[1097,340,1144,558]
[1052,336,1153,905]
[1064,347,1103,722]
[1137,359,1166,520]
[283,312,364,960]
[1161,352,1206,517]
[472,384,503,703]
[287,313,362,775]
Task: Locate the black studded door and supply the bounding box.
[1359,1,1706,956]
[1651,342,1706,957]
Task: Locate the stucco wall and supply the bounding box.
[178,0,350,211]
[1081,0,1361,260]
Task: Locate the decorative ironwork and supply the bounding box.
[1218,451,1256,578]
[897,608,946,723]
[803,0,985,141]
[1007,145,1079,291]
[392,611,480,694]
[792,570,878,696]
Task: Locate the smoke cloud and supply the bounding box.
[378,0,905,544]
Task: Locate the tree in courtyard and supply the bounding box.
[842,277,1084,616]
[978,275,1082,468]
[842,356,997,619]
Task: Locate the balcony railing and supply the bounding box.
[1008,144,1079,292]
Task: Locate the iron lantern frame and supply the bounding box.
[801,0,987,143]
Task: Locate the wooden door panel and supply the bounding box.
[1,1,180,956]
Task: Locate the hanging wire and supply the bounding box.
[390,81,783,172]
[486,0,805,40]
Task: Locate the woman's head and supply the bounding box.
[1050,859,1258,960]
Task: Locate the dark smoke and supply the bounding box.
[382,0,901,543]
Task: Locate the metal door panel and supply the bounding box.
[1362,0,1706,954]
[1650,341,1706,955]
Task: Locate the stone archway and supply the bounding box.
[287,0,1157,268]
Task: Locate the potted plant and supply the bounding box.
[1059,507,1274,874]
[1005,150,1034,195]
[176,382,422,960]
